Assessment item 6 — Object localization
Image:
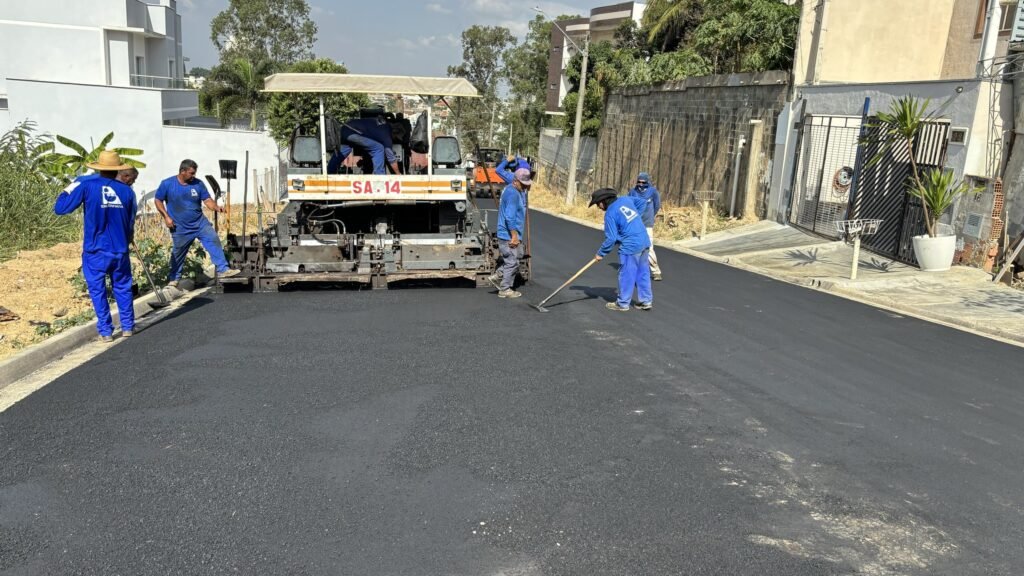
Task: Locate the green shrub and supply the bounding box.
[0,122,82,260]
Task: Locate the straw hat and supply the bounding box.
[86,150,132,171]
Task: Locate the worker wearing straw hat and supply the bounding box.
[54,150,138,342]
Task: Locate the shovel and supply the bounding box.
[531,257,599,313]
[132,241,171,309]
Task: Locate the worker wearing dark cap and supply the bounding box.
[589,188,653,311]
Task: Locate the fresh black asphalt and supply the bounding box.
[1,211,1021,575]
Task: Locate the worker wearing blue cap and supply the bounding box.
[628,171,662,280]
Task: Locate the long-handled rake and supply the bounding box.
[131,241,171,309]
[531,257,599,313]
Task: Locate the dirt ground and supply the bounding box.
[527,180,757,242]
[0,207,269,362]
[0,243,93,360]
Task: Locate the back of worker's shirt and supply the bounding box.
[598,196,650,257]
[342,118,394,147]
[54,176,136,254]
[155,176,211,235]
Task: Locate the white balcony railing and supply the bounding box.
[130,74,188,90]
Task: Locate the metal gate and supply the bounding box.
[790,115,861,238]
[850,120,950,264]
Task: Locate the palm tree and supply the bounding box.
[208,57,277,131]
[644,0,703,52]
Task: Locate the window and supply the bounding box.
[0,97,8,109]
[135,56,145,76]
[168,59,175,78]
[976,0,1017,37]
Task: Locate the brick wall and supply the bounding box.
[593,71,790,218]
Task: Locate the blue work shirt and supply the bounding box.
[628,184,661,227]
[341,118,394,149]
[597,196,650,257]
[496,183,526,242]
[54,175,136,254]
[155,176,213,235]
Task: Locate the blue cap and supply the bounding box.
[638,172,651,182]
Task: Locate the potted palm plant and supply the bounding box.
[910,168,980,271]
[870,96,979,272]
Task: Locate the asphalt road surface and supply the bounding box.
[1,211,1021,575]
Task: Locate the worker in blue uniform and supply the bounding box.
[589,188,653,311]
[328,117,401,175]
[53,150,138,342]
[487,168,532,299]
[628,171,663,280]
[154,159,240,287]
[496,154,531,183]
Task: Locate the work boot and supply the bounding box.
[498,289,522,299]
[167,279,179,288]
[633,302,653,311]
[99,335,113,343]
[605,302,629,312]
[122,330,134,338]
[220,269,241,278]
[486,274,501,290]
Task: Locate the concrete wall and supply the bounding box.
[795,0,958,85]
[160,126,281,206]
[0,0,126,28]
[593,71,790,218]
[5,78,278,206]
[0,23,106,93]
[796,79,1010,181]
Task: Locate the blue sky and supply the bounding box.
[178,0,591,76]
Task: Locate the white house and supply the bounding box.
[0,0,280,203]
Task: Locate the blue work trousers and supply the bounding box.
[344,133,387,174]
[83,250,134,337]
[617,250,653,308]
[168,221,229,281]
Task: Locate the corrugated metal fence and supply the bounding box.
[536,129,597,197]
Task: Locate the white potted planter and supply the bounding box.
[912,234,956,272]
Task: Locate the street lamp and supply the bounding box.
[535,6,590,205]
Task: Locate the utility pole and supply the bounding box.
[507,121,513,155]
[488,106,496,147]
[565,33,589,205]
[534,6,590,206]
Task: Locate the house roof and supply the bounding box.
[262,74,479,97]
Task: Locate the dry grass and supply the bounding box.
[528,180,757,242]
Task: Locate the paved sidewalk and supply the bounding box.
[672,223,1024,345]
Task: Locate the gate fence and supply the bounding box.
[790,114,950,264]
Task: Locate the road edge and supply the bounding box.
[530,206,1024,348]
[0,287,206,388]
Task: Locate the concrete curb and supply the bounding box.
[531,207,1024,347]
[0,286,200,387]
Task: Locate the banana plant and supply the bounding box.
[41,132,146,182]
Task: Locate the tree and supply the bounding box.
[641,0,799,74]
[266,59,370,144]
[447,25,515,152]
[188,67,212,78]
[210,0,317,65]
[642,0,705,53]
[502,14,579,156]
[206,57,278,130]
[692,0,800,73]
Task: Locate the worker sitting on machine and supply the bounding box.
[327,116,402,175]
